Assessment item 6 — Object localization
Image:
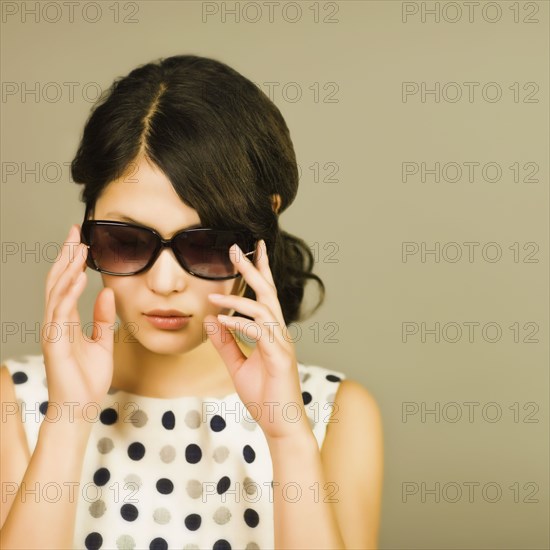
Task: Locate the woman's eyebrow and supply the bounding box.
[104,212,202,230]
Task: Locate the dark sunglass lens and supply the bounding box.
[88,225,157,274]
[174,230,252,278]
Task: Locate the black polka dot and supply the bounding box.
[243,445,256,463]
[210,414,226,432]
[184,513,202,531]
[217,476,231,494]
[84,532,103,550]
[156,478,174,494]
[244,508,260,527]
[185,443,202,464]
[120,503,139,521]
[93,468,110,486]
[39,401,48,415]
[326,374,341,382]
[213,540,231,550]
[162,410,175,430]
[302,391,312,405]
[149,537,168,550]
[100,407,118,425]
[12,371,28,384]
[127,442,145,460]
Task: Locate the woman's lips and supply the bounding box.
[144,309,191,317]
[143,314,192,330]
[143,310,192,330]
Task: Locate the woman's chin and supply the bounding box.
[136,324,207,353]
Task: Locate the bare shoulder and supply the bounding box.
[325,378,383,439]
[335,378,382,419]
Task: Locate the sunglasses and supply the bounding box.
[80,220,257,280]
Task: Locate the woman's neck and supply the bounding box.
[110,326,253,398]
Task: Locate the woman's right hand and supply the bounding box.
[41,224,117,422]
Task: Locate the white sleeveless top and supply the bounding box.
[3,354,345,550]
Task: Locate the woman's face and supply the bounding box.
[91,156,243,356]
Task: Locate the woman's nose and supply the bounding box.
[144,247,190,293]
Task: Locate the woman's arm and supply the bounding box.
[268,429,347,549]
[0,366,30,529]
[0,400,93,549]
[1,225,116,548]
[267,379,384,550]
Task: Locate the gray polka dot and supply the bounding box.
[185,409,201,429]
[241,416,258,431]
[124,474,142,488]
[128,409,148,427]
[116,534,136,549]
[153,507,171,524]
[213,446,229,463]
[246,544,260,550]
[97,437,114,454]
[213,506,232,525]
[186,479,203,499]
[243,477,258,496]
[89,499,106,518]
[160,445,176,463]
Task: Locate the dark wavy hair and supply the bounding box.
[70,54,325,325]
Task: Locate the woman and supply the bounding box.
[0,54,383,550]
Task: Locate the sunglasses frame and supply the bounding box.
[80,220,257,280]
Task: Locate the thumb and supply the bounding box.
[204,314,245,378]
[92,287,116,345]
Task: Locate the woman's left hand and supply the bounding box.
[204,240,311,441]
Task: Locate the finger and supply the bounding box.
[45,225,85,308]
[45,241,87,315]
[49,251,88,324]
[45,243,88,328]
[256,240,276,287]
[209,293,287,348]
[229,243,285,325]
[204,314,246,378]
[217,315,263,343]
[217,315,287,366]
[90,286,117,352]
[42,263,88,361]
[45,225,77,300]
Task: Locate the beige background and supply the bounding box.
[1,1,548,548]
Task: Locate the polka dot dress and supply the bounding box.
[4,355,345,550]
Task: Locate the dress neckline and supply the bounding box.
[105,386,241,402]
[105,362,307,402]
